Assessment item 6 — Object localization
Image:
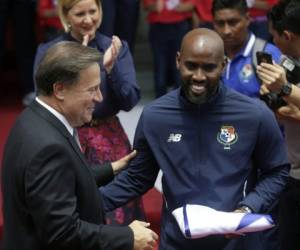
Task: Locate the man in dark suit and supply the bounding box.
[1,41,158,250]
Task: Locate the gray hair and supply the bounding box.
[35,41,101,96]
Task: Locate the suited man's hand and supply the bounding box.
[129,220,158,250]
[111,150,137,175]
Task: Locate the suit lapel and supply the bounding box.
[29,100,90,168]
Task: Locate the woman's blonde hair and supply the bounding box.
[57,0,101,32]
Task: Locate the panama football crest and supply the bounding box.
[217,125,238,150]
[239,64,254,82]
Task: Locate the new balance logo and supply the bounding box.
[167,133,182,142]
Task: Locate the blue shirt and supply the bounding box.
[223,33,281,98]
[101,84,289,249]
[33,32,140,119]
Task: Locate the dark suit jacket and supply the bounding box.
[1,100,133,250]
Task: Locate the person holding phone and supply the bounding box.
[211,1,284,249]
[256,51,273,65]
[256,1,300,249]
[212,0,281,99]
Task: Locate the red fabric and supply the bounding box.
[195,0,212,22]
[249,0,278,18]
[142,188,162,234]
[0,103,23,242]
[143,0,194,23]
[78,116,145,225]
[37,0,62,29]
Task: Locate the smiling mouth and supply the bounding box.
[82,26,95,31]
[191,84,206,95]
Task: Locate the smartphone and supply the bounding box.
[256,51,273,65]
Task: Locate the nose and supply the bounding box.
[94,87,103,102]
[83,15,93,24]
[193,68,206,82]
[223,23,232,36]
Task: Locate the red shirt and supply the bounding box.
[194,0,212,22]
[249,0,278,18]
[143,0,194,23]
[38,0,62,29]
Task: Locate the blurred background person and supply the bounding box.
[247,0,278,42]
[0,0,37,106]
[212,1,282,248]
[256,1,300,249]
[37,0,63,41]
[99,0,140,54]
[193,0,213,29]
[33,0,145,226]
[212,0,281,99]
[143,0,195,98]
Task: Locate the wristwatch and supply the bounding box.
[279,82,292,97]
[238,206,252,214]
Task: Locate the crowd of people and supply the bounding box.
[1,0,300,250]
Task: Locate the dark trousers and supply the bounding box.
[279,176,300,250]
[99,0,140,54]
[0,0,36,95]
[149,20,190,98]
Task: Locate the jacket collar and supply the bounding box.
[29,100,89,166]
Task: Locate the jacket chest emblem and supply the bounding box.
[167,133,182,142]
[217,125,238,150]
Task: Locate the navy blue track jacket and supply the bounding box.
[101,84,290,250]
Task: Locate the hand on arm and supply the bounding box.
[129,220,158,250]
[111,150,137,175]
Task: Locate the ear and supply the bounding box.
[221,56,227,73]
[283,30,292,41]
[53,82,66,101]
[245,12,251,27]
[176,51,181,69]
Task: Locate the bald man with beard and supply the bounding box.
[100,28,290,250]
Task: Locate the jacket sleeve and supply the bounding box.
[106,40,140,111]
[238,106,290,212]
[100,113,159,212]
[90,163,114,187]
[25,144,133,250]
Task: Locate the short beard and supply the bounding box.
[183,83,218,105]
